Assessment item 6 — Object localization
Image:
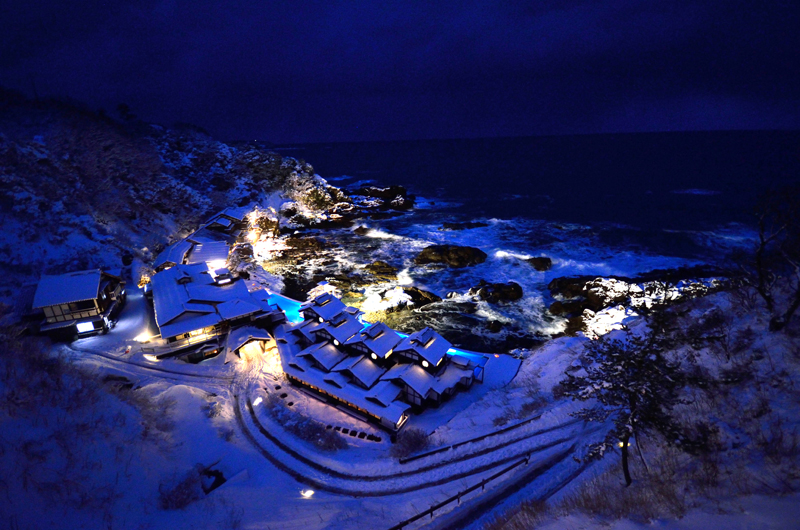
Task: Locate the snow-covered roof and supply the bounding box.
[154,240,193,270]
[394,327,451,367]
[431,363,473,395]
[159,311,222,340]
[299,292,348,322]
[209,216,233,228]
[297,342,346,371]
[346,356,386,388]
[380,363,436,398]
[211,206,249,223]
[323,371,350,389]
[248,289,282,313]
[186,227,229,245]
[150,263,277,340]
[344,321,403,358]
[225,326,272,356]
[217,298,261,320]
[366,380,402,407]
[33,269,119,309]
[315,311,364,344]
[186,281,250,304]
[281,348,410,426]
[331,354,361,373]
[291,318,322,343]
[151,264,210,325]
[185,240,229,266]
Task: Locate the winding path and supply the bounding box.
[59,289,599,527]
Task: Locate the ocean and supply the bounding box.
[272,131,800,348]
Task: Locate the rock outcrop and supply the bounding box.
[364,261,398,282]
[468,280,524,303]
[526,256,552,271]
[351,185,415,210]
[415,245,488,268]
[439,221,489,231]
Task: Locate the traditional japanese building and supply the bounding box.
[149,263,283,351]
[277,294,487,433]
[33,269,126,337]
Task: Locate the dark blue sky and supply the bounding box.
[1,1,798,143]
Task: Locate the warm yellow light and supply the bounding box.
[247,230,259,242]
[207,259,227,270]
[422,360,430,368]
[300,489,315,498]
[253,396,263,406]
[143,354,159,362]
[135,332,153,343]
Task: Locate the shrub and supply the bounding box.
[390,427,430,459]
[158,470,203,510]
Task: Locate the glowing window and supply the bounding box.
[76,322,95,333]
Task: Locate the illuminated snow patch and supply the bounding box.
[396,268,414,286]
[360,286,413,313]
[494,250,532,260]
[253,237,290,260]
[363,228,403,240]
[584,305,639,340]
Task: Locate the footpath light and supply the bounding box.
[253,397,263,406]
[143,354,159,362]
[300,489,315,498]
[135,332,152,343]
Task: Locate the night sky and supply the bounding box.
[1,1,798,143]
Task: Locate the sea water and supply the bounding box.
[274,131,799,344]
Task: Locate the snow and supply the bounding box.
[32,269,107,308]
[4,123,796,529]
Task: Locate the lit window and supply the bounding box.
[76,322,95,333]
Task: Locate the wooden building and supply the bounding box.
[33,269,126,338]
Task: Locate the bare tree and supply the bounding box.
[748,185,800,331]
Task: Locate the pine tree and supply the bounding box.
[560,324,683,486]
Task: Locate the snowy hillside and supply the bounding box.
[0,89,346,301]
